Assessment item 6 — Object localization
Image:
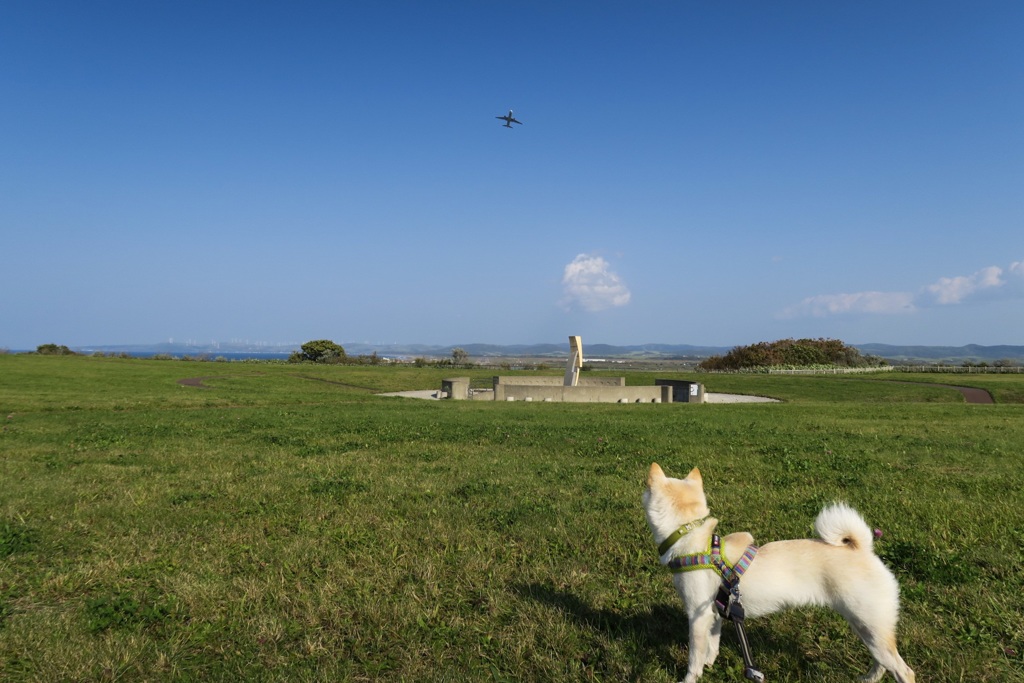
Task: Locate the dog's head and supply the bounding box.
[642,463,711,540]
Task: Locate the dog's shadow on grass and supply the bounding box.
[514,581,685,650]
[513,581,796,676]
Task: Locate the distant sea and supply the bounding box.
[129,352,294,361]
[10,341,1024,363]
[7,350,294,361]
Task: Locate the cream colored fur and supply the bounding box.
[643,463,915,683]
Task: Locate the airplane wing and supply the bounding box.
[510,118,522,125]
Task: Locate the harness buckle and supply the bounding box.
[714,583,733,620]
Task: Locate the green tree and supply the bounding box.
[36,344,76,356]
[292,340,346,364]
[451,348,469,367]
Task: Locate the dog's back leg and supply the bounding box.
[836,564,915,683]
[849,622,916,683]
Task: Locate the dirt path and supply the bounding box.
[881,380,994,404]
[941,384,994,404]
[177,377,215,389]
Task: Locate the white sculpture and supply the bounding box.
[564,335,583,387]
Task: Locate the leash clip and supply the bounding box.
[714,583,765,682]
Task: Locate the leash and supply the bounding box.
[661,528,765,682]
[715,577,765,682]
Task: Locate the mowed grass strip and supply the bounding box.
[0,355,1022,681]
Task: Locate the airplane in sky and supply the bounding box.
[495,110,522,128]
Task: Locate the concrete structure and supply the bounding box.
[493,376,625,387]
[494,381,671,403]
[655,379,706,403]
[438,338,706,405]
[441,377,470,400]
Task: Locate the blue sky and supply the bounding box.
[2,1,1022,350]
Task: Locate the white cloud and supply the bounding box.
[560,254,631,312]
[782,259,1024,319]
[780,291,915,318]
[924,265,1004,305]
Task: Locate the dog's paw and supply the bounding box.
[707,641,720,665]
[859,664,886,683]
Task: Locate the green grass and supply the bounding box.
[1,355,1022,681]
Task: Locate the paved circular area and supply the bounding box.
[705,392,779,403]
[378,389,779,402]
[182,378,993,404]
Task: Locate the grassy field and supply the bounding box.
[1,354,1022,682]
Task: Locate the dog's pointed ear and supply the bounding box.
[686,467,702,483]
[647,462,665,486]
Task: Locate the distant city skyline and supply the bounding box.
[2,2,1022,350]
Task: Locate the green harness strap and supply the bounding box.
[656,517,708,557]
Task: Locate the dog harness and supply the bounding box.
[658,522,765,682]
[667,534,759,583]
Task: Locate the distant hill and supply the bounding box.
[337,342,1024,362]
[75,342,298,357]
[854,344,1024,363]
[68,341,1024,363]
[404,342,733,359]
[72,341,734,359]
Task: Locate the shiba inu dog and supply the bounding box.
[643,463,915,683]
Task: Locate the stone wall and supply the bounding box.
[494,383,671,403]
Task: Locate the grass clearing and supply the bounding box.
[1,355,1022,681]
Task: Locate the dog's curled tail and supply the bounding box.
[814,503,874,552]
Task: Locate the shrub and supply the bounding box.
[699,338,886,371]
[36,344,76,356]
[451,348,469,367]
[290,340,346,364]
